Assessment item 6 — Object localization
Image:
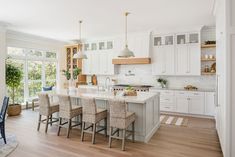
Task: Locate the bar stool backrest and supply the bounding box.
[109,100,127,119]
[81,98,97,115]
[38,93,50,108]
[58,95,72,112]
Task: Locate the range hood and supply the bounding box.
[112,57,151,65]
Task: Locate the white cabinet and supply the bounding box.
[175,45,188,75]
[150,89,215,116]
[152,32,201,76]
[175,92,189,113]
[152,35,175,75]
[175,91,204,114]
[205,92,215,116]
[188,92,205,114]
[98,52,115,75]
[175,32,200,75]
[82,51,115,75]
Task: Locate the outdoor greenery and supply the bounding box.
[6,62,23,105]
[6,48,57,104]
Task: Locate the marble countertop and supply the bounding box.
[149,87,215,92]
[42,88,159,104]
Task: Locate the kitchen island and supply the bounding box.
[44,88,160,143]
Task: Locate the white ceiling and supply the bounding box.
[0,0,215,41]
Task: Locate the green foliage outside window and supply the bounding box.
[6,62,23,105]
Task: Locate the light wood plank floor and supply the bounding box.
[5,110,223,157]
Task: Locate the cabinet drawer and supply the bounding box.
[160,90,174,96]
[160,103,175,112]
[160,96,174,103]
[175,91,188,96]
[188,91,204,97]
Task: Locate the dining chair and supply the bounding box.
[0,97,9,144]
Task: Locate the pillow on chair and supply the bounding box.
[43,86,53,91]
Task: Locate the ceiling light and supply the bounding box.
[73,20,87,59]
[118,12,134,58]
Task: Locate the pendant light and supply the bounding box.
[118,12,135,58]
[73,20,87,59]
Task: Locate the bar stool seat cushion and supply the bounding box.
[83,108,107,123]
[39,102,59,116]
[110,112,135,129]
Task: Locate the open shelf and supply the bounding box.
[201,58,216,61]
[201,44,216,48]
[201,72,216,75]
[112,58,151,65]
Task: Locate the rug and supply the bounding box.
[160,115,188,127]
[0,134,18,157]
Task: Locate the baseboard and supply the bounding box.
[161,111,215,119]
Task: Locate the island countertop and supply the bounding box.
[42,88,159,104]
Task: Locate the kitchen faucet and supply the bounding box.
[105,77,111,91]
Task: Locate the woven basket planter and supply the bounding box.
[7,104,22,116]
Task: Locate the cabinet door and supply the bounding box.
[107,53,114,75]
[188,93,205,115]
[82,53,92,75]
[165,45,175,75]
[176,94,189,113]
[152,46,165,75]
[205,92,215,116]
[91,53,99,74]
[175,45,188,75]
[98,52,108,75]
[188,44,201,75]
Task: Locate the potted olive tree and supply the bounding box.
[6,63,23,116]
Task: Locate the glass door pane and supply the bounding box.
[28,61,42,80]
[177,34,186,44]
[189,33,199,43]
[154,37,162,46]
[165,36,174,45]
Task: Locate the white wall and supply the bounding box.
[0,25,6,104]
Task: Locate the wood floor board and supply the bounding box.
[5,110,223,157]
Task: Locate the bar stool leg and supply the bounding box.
[122,129,126,151]
[92,123,96,144]
[108,127,113,148]
[104,118,107,137]
[37,114,41,131]
[45,116,49,133]
[67,119,71,138]
[132,121,135,143]
[81,122,85,141]
[57,117,62,136]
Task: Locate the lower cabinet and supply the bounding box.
[188,93,205,114]
[175,93,189,113]
[150,89,215,116]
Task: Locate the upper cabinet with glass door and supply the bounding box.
[176,32,199,45]
[153,35,174,46]
[83,40,114,51]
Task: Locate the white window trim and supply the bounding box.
[7,47,58,103]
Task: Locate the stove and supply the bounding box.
[112,84,153,92]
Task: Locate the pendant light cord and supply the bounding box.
[125,12,130,48]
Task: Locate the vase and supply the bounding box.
[68,79,76,91]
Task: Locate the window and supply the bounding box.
[6,47,57,104]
